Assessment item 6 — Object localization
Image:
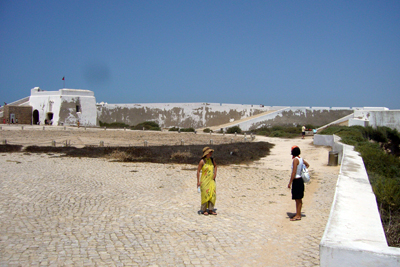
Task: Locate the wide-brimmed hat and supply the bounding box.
[202,147,214,158]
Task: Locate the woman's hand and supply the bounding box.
[288,183,291,189]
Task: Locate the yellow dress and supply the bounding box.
[200,158,216,205]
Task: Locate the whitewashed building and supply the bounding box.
[29,87,98,126]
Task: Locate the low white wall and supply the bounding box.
[314,134,344,163]
[319,143,400,266]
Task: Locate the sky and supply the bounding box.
[1,1,399,108]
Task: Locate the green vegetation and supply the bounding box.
[251,125,317,138]
[131,121,161,131]
[169,127,195,132]
[203,128,212,133]
[319,125,400,247]
[99,120,161,131]
[226,125,242,134]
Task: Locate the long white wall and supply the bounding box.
[226,107,355,131]
[316,138,400,266]
[97,102,275,128]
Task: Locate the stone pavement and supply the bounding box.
[0,136,339,266]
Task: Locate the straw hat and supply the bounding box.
[202,147,214,158]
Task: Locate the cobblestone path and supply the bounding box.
[0,138,338,266]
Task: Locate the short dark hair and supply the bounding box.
[291,147,301,157]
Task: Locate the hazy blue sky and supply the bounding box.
[1,1,399,108]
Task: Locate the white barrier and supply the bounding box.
[318,140,400,266]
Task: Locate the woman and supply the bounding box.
[197,147,217,215]
[288,146,309,221]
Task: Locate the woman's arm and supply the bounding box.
[197,160,204,187]
[288,158,299,189]
[303,159,310,168]
[213,160,217,180]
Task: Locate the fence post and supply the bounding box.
[144,140,148,147]
[181,139,184,146]
[210,139,213,145]
[100,141,104,147]
[52,140,56,147]
[2,140,7,145]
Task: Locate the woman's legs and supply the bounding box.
[291,199,302,220]
[201,202,216,215]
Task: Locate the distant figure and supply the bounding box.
[197,147,217,215]
[288,146,309,221]
[302,125,306,139]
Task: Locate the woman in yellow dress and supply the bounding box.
[197,147,217,215]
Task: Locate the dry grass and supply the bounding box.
[2,142,274,166]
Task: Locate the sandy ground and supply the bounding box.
[0,125,339,266]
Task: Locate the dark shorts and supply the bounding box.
[302,131,305,136]
[292,178,304,199]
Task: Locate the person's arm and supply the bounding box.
[288,158,299,189]
[197,160,204,187]
[213,160,217,180]
[303,159,310,168]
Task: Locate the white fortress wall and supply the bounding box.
[97,104,356,130]
[238,107,355,131]
[368,110,400,131]
[350,109,400,131]
[96,102,274,128]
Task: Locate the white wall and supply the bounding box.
[29,87,97,126]
[318,142,400,266]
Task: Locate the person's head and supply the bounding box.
[202,147,214,158]
[291,146,301,157]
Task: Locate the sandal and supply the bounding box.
[209,211,217,215]
[203,211,209,216]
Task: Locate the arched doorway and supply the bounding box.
[46,112,53,125]
[33,110,39,125]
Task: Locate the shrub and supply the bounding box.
[226,126,242,134]
[180,128,195,132]
[169,127,179,132]
[132,121,161,131]
[203,128,212,133]
[251,125,303,138]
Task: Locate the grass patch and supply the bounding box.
[250,124,318,138]
[22,142,274,166]
[0,145,23,152]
